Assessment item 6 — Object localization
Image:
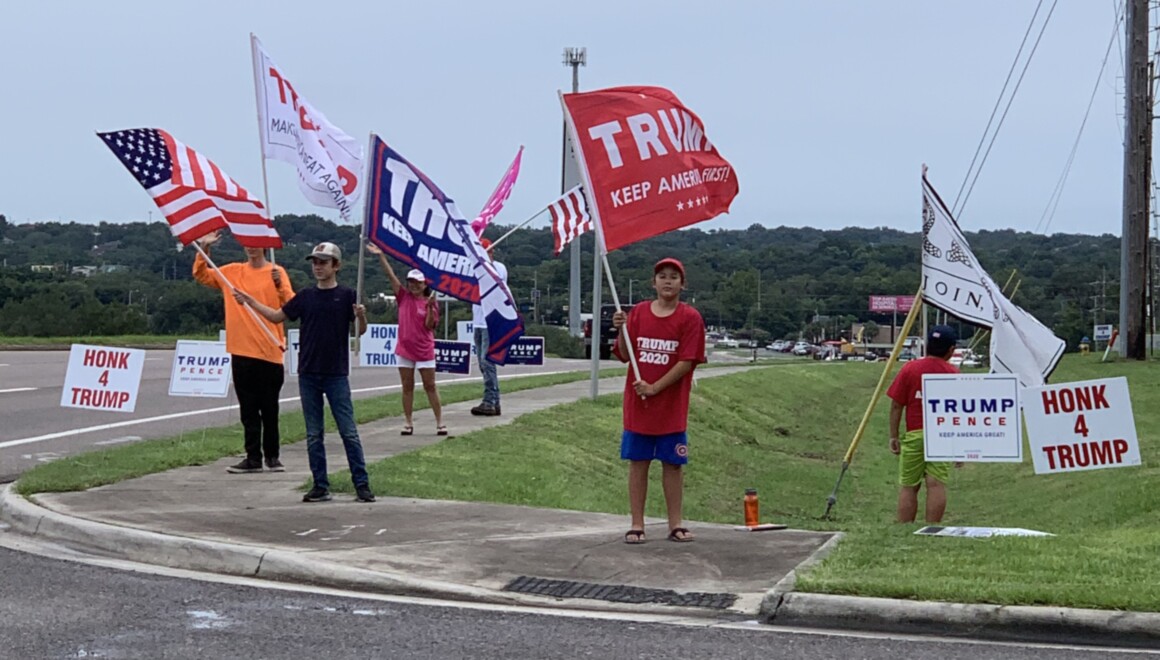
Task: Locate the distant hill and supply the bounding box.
[0,212,1123,346]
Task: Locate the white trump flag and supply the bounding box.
[921,174,1065,388]
[251,35,362,220]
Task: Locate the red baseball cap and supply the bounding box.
[654,257,685,278]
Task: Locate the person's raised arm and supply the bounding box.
[234,289,286,324]
[192,230,223,289]
[366,243,402,297]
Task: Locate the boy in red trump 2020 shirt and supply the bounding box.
[611,258,706,545]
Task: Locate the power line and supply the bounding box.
[956,0,1060,220]
[1036,5,1125,234]
[952,0,1045,214]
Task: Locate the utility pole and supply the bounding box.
[1121,0,1149,359]
[562,47,586,337]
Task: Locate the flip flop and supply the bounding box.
[400,425,413,436]
[624,529,646,544]
[436,425,448,436]
[667,527,694,543]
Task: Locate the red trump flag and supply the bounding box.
[561,86,738,252]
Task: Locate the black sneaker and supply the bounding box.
[470,403,500,417]
[302,487,332,502]
[226,459,263,474]
[265,458,285,472]
[355,486,376,503]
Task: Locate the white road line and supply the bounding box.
[0,370,575,451]
[93,436,143,446]
[0,387,37,394]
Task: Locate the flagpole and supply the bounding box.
[559,90,638,397]
[488,207,549,251]
[250,33,277,266]
[823,289,923,519]
[194,241,285,352]
[354,132,377,358]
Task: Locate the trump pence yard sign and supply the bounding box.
[1022,377,1141,475]
[922,374,1022,462]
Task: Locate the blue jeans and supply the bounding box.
[298,373,368,490]
[474,326,499,406]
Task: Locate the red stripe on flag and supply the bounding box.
[186,147,206,189]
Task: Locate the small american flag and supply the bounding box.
[550,185,592,256]
[98,128,281,248]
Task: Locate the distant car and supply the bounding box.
[898,349,917,362]
[792,341,813,356]
[766,340,787,351]
[950,348,983,368]
[716,338,739,349]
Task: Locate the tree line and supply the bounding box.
[0,212,1122,348]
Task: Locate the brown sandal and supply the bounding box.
[667,527,694,542]
[624,529,646,544]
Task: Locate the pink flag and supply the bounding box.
[472,146,523,236]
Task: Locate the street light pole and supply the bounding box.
[562,47,586,337]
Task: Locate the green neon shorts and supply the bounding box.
[899,429,950,487]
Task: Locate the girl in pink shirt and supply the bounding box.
[368,244,445,436]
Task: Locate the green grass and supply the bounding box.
[14,368,625,496]
[0,335,217,348]
[324,354,1160,611]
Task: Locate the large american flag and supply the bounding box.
[550,185,592,256]
[99,128,281,248]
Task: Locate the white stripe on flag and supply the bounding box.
[198,153,218,191]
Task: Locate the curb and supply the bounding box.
[0,485,736,620]
[764,588,1160,648]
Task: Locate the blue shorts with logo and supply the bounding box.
[620,430,688,465]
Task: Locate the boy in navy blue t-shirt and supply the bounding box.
[235,241,374,504]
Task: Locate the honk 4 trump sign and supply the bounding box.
[1022,377,1142,475]
[60,344,146,412]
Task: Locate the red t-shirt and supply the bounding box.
[612,301,706,435]
[886,356,960,432]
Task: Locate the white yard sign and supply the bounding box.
[169,340,231,398]
[60,344,146,413]
[360,324,400,367]
[922,374,1022,462]
[1022,377,1141,475]
[286,328,300,376]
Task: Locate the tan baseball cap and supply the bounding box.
[306,242,342,262]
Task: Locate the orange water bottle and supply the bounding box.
[744,488,760,528]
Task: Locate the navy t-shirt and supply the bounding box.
[282,285,356,376]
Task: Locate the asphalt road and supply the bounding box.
[0,539,1144,660]
[0,350,595,481]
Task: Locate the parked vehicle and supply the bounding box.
[583,304,620,359]
[792,341,813,356]
[716,338,740,349]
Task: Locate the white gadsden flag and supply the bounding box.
[251,35,362,220]
[921,174,1065,388]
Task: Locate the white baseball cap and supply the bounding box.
[305,242,342,262]
[406,268,425,281]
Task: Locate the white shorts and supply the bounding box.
[397,355,437,370]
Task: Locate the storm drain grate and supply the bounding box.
[503,576,737,610]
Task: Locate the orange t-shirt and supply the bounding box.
[193,253,293,364]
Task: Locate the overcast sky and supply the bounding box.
[1,1,1135,237]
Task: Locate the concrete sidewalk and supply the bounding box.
[1,368,836,618]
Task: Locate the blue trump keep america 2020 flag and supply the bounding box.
[364,135,523,364]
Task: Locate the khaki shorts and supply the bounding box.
[899,429,950,487]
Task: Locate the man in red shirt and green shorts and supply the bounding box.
[611,258,706,544]
[886,324,959,523]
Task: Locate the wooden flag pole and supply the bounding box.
[193,241,285,352]
[823,289,924,519]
